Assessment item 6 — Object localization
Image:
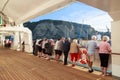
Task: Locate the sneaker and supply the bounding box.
[88,69,94,73]
[72,64,75,67]
[64,63,68,65]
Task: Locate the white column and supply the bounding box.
[13,32,20,50]
[0,35,5,47]
[23,31,33,53]
[111,20,120,77]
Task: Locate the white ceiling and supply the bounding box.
[0,0,73,25]
[0,0,120,25]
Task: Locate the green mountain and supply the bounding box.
[23,19,110,40]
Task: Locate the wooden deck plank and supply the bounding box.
[0,47,117,80]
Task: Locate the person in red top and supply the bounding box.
[98,36,111,76]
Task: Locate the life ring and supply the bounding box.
[78,49,89,64]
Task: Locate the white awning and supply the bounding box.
[0,0,73,25]
[0,26,31,33]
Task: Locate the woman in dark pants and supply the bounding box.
[63,38,70,65]
[33,40,37,55]
[98,36,111,76]
[45,39,54,60]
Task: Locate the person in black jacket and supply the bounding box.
[45,39,53,60]
[63,38,71,65]
[33,40,37,56]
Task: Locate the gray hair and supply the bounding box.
[73,39,78,43]
[102,36,110,41]
[91,35,96,40]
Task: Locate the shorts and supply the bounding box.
[70,53,78,62]
[55,50,62,56]
[88,54,95,62]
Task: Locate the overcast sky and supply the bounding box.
[30,1,112,32]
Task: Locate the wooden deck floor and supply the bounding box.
[0,47,117,80]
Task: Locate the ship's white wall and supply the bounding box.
[111,20,120,77]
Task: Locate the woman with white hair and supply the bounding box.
[69,39,80,67]
[98,36,111,76]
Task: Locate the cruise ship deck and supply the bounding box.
[0,47,117,80]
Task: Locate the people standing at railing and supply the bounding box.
[34,40,39,56]
[4,39,12,48]
[54,37,65,62]
[98,36,111,76]
[69,39,80,67]
[37,39,43,57]
[54,39,60,61]
[86,35,97,73]
[42,38,48,58]
[44,39,54,60]
[21,41,25,52]
[33,40,36,55]
[63,38,71,65]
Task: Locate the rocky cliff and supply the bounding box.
[23,19,110,40]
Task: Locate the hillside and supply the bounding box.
[23,19,110,40]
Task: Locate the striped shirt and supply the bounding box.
[86,40,97,55]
